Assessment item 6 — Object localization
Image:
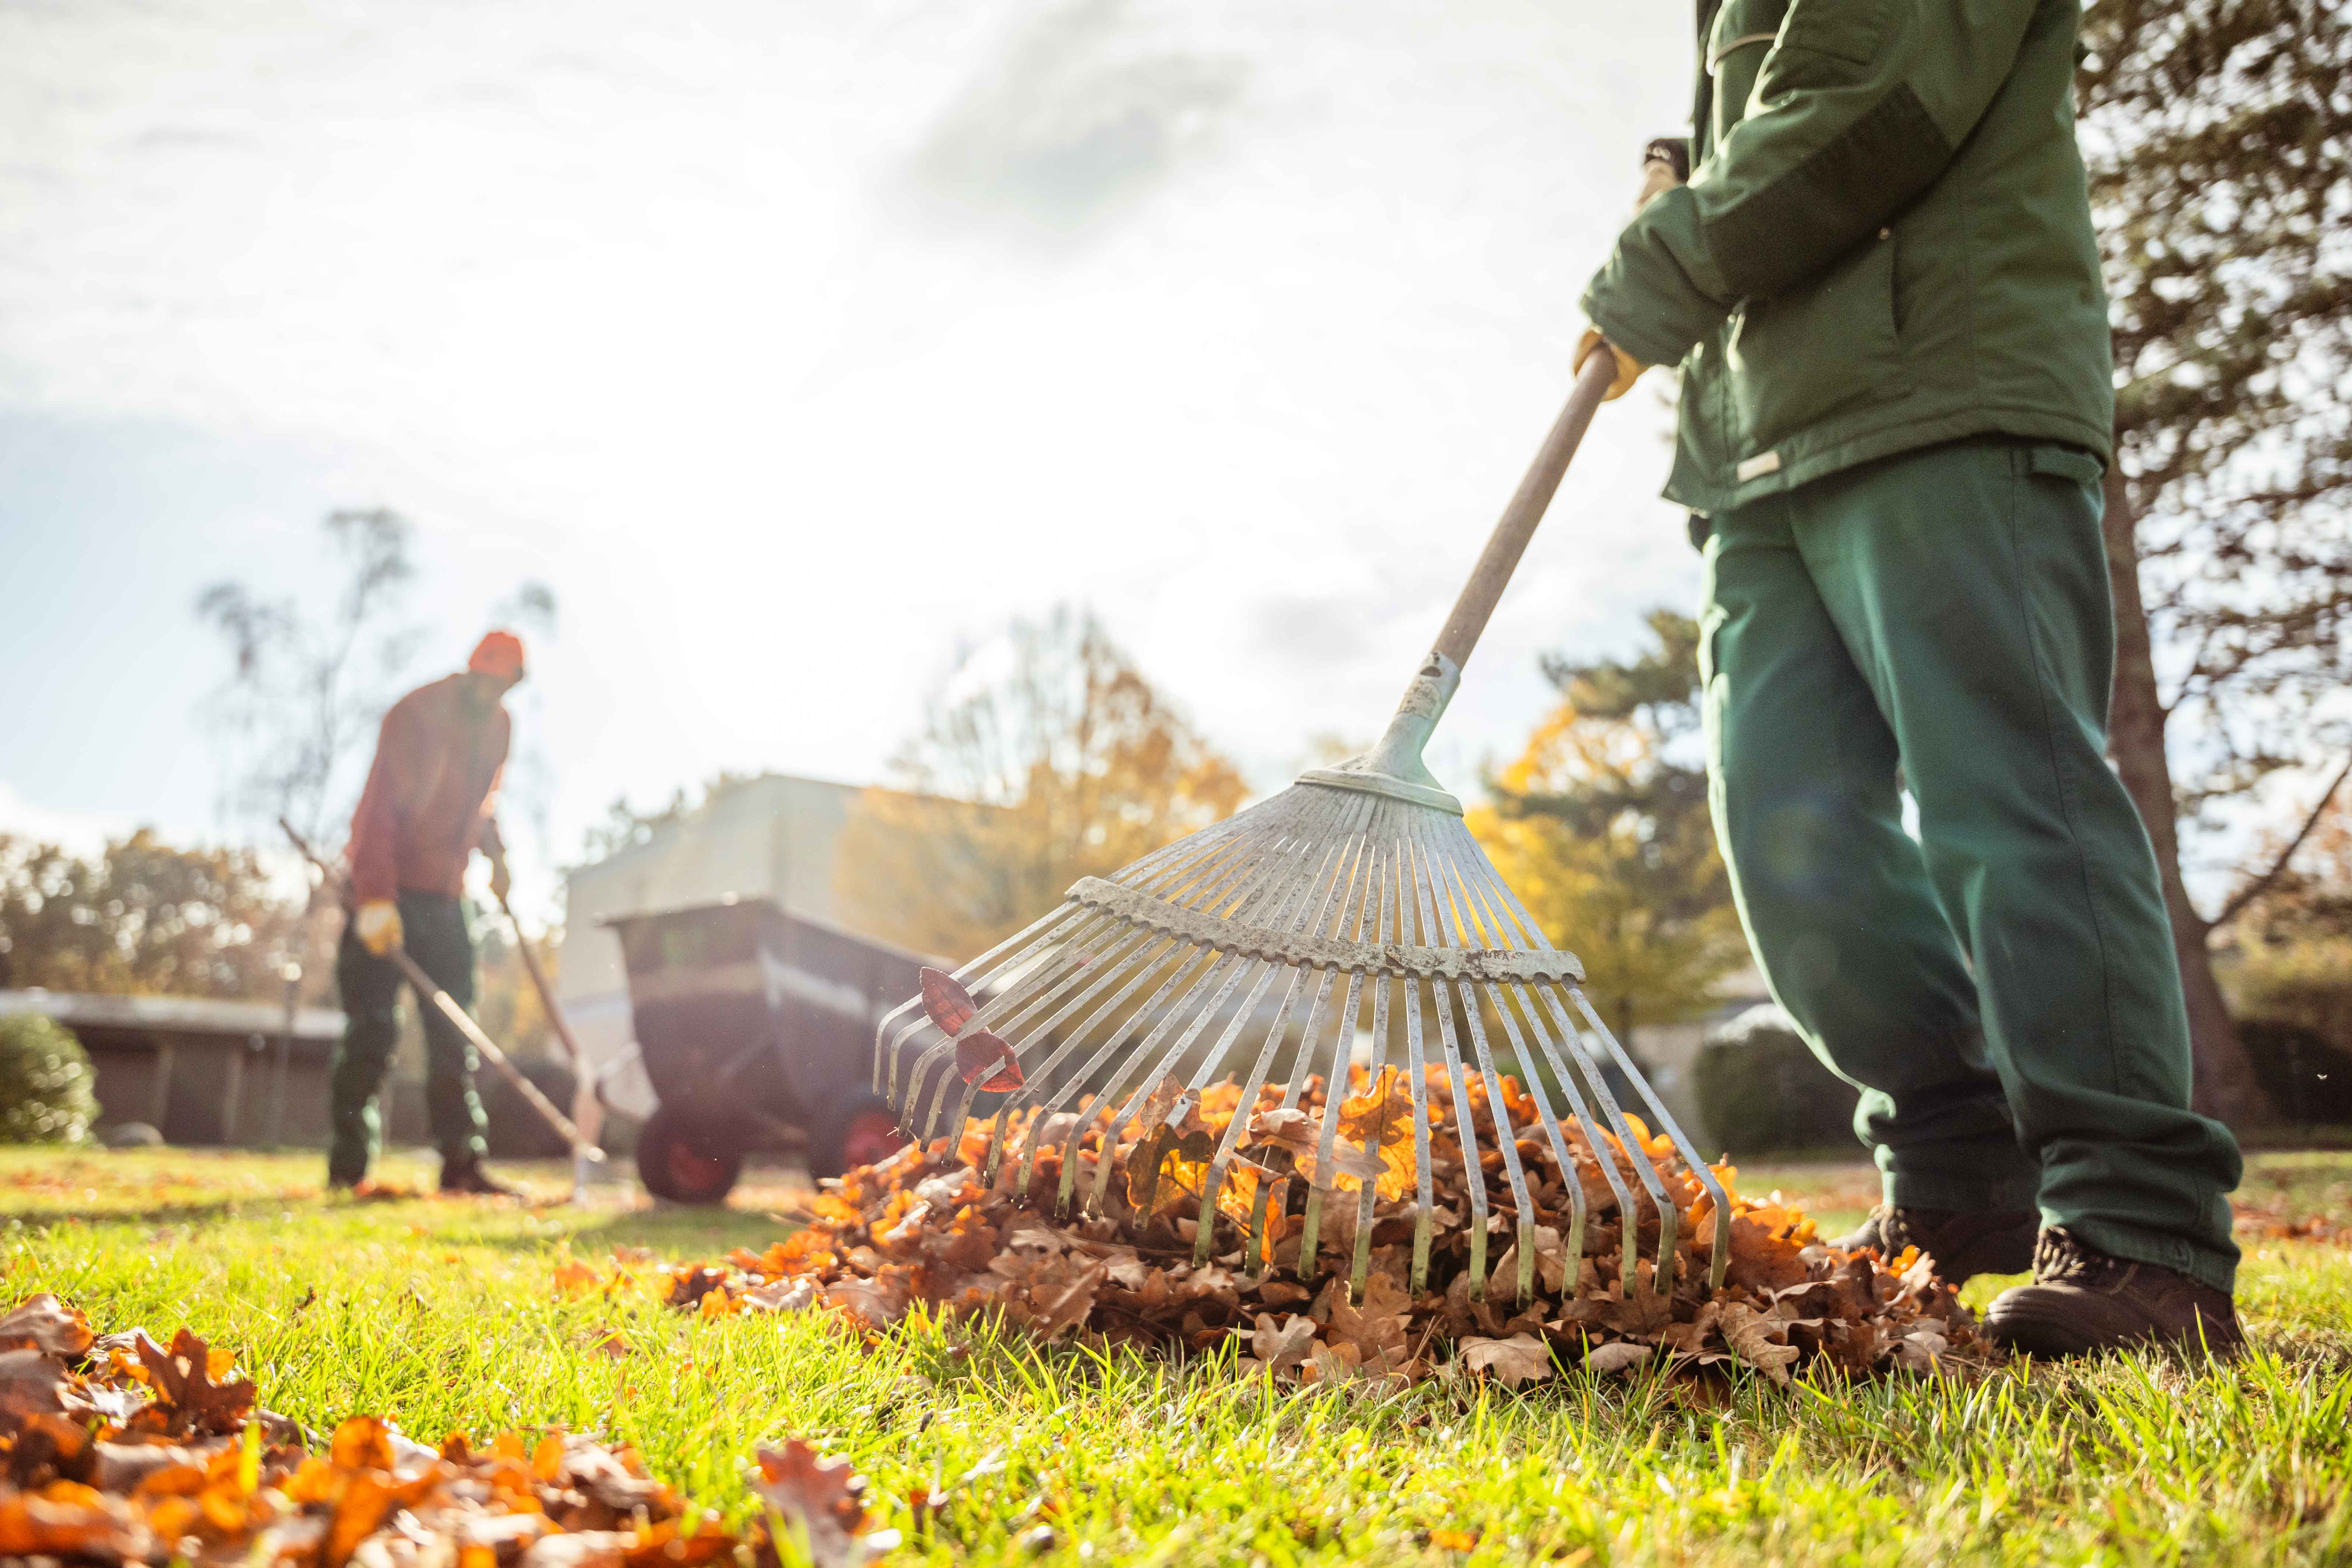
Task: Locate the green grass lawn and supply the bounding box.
[8,1146,2351,1565]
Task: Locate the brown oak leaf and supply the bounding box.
[0,1350,79,1436]
[1326,1273,1412,1363]
[0,1484,149,1561]
[0,1295,94,1359]
[127,1329,254,1438]
[1306,1067,1420,1200]
[1584,1341,1651,1376]
[1595,1267,1674,1337]
[1025,1261,1106,1338]
[1724,1209,1817,1293]
[1251,1312,1318,1374]
[750,1440,872,1568]
[1458,1333,1553,1387]
[1717,1301,1802,1385]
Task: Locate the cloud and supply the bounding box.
[897,0,1246,243]
[1245,592,1388,665]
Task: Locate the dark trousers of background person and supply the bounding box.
[328,890,490,1184]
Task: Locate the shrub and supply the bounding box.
[0,1014,98,1145]
[1692,1004,1861,1156]
[2239,1018,2352,1128]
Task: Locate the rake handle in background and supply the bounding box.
[1431,346,1622,670]
[279,819,599,1159]
[491,882,608,1159]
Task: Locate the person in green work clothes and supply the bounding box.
[1576,0,2242,1354]
[329,631,528,1196]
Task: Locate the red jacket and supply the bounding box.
[346,675,510,904]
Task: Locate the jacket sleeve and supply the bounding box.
[469,715,511,858]
[1581,0,2048,370]
[345,702,413,905]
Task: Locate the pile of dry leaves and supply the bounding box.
[579,1063,1990,1390]
[0,1295,882,1566]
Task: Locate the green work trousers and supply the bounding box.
[329,890,489,1185]
[1700,438,2241,1290]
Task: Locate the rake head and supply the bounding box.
[875,354,1726,1303]
[875,674,1730,1303]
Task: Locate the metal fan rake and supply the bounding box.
[875,351,1729,1303]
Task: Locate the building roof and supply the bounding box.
[0,989,345,1044]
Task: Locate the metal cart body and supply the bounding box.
[606,896,921,1201]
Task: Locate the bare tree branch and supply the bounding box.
[2210,752,2352,932]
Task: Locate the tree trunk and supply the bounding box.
[2099,463,2276,1128]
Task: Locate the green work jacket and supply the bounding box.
[1581,0,2113,514]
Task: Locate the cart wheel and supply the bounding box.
[636,1105,743,1204]
[810,1094,908,1180]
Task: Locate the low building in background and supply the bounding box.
[0,988,345,1147]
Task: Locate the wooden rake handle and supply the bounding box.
[382,944,596,1157]
[1431,347,1622,670]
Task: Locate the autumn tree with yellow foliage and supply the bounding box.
[836,608,1247,961]
[1470,611,1748,1049]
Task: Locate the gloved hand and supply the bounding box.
[479,816,512,902]
[354,900,403,956]
[1575,330,1647,401]
[1578,138,1692,402]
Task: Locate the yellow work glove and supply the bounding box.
[354,899,403,956]
[1575,331,1647,400]
[1578,138,1689,401]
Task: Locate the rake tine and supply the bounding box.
[896,907,1105,1126]
[1039,947,1221,1211]
[1295,964,1366,1277]
[1344,810,1406,1302]
[1408,814,1539,1304]
[1288,813,1377,1279]
[941,795,1335,1199]
[940,923,1149,1149]
[1457,844,1728,1289]
[1567,987,1731,1289]
[1428,834,1584,1298]
[881,905,1091,1106]
[1077,791,1359,1196]
[1194,818,1363,1269]
[1394,831,1459,1301]
[911,915,1122,1143]
[1443,845,1688,1294]
[1402,957,1448,1301]
[1485,984,1588,1282]
[969,927,1166,1185]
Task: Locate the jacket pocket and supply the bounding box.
[1764,0,1890,88]
[1723,229,1905,464]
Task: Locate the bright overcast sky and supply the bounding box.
[0,0,1701,917]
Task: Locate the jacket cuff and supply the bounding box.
[1579,185,1734,370]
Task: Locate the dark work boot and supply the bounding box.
[1983,1227,2244,1359]
[1832,1204,2038,1282]
[439,1159,520,1198]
